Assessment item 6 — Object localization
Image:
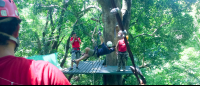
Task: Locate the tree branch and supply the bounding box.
[153,22,171,35]
[78,5,102,19]
[79,5,102,14]
[49,8,55,29]
[43,10,49,38]
[57,35,66,48]
[50,0,69,51]
[42,10,50,54]
[91,18,100,22]
[38,0,70,11]
[35,32,42,55]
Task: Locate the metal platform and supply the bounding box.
[61,60,133,75]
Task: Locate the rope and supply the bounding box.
[0,77,23,85]
[93,73,94,85]
[96,12,102,49]
[110,0,141,85]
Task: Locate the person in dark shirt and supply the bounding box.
[72,31,115,67]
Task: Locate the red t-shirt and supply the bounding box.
[0,55,71,85]
[70,37,81,50]
[118,39,127,52]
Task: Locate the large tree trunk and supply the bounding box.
[97,0,122,85]
[97,0,131,85]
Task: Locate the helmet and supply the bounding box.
[106,41,112,47]
[118,30,127,38]
[0,0,20,19]
[0,0,20,51]
[0,0,20,37]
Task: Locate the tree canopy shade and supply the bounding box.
[13,0,200,85]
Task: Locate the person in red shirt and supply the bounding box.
[0,0,71,85]
[69,32,81,70]
[115,30,129,72]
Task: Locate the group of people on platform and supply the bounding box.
[69,26,129,72]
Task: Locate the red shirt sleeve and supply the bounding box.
[70,37,73,42]
[78,37,81,42]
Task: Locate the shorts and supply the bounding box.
[88,48,98,58]
[117,51,128,61]
[71,50,81,60]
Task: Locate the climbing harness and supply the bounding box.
[71,48,81,53]
[91,12,103,59]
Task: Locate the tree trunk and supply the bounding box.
[97,0,122,85]
[121,0,131,31]
[97,0,132,85]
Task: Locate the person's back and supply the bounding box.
[0,0,71,85]
[0,55,71,85]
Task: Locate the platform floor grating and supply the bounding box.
[62,60,134,75]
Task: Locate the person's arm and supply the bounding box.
[115,41,119,54]
[77,37,81,45]
[100,35,104,45]
[70,37,75,44]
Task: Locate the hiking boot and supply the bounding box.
[116,69,120,72]
[76,67,79,69]
[123,69,126,72]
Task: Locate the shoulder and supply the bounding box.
[31,61,71,85]
[101,42,106,46]
[9,56,34,64]
[119,39,123,41]
[70,37,73,41]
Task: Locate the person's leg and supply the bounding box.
[117,54,122,71]
[125,52,129,65]
[75,51,81,68]
[74,47,93,66]
[70,51,76,70]
[122,54,126,71]
[76,47,90,62]
[71,60,73,68]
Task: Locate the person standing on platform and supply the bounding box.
[69,32,81,70]
[115,30,129,72]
